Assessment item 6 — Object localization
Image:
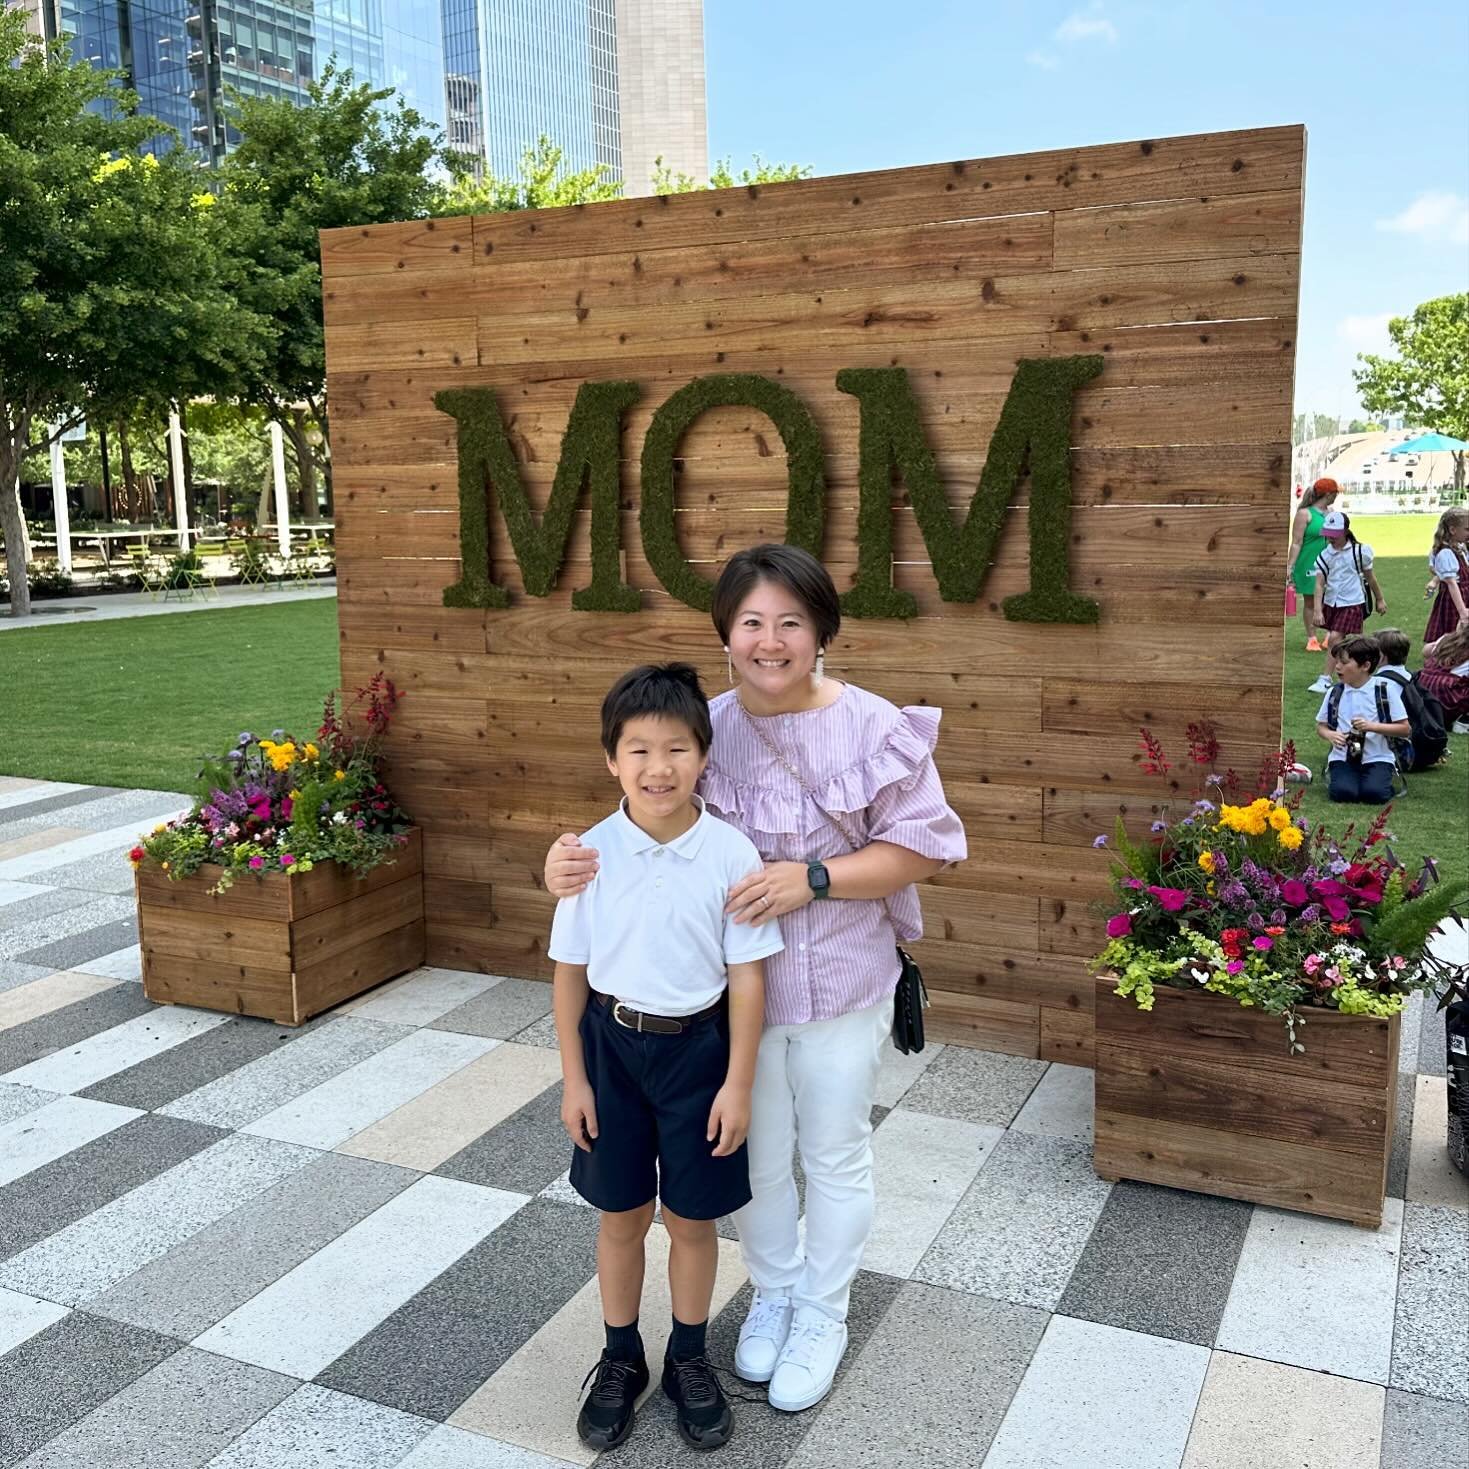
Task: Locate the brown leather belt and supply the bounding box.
[592,991,724,1035]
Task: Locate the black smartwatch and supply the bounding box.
[807,861,831,899]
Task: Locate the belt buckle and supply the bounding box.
[612,1001,642,1032]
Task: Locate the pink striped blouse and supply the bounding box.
[699,683,968,1026]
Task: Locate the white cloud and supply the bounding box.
[1375,191,1469,245]
[1056,5,1119,44]
[1026,49,1061,69]
[1336,312,1395,355]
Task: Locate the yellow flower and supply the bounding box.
[1206,881,1217,895]
[1198,851,1216,874]
[333,769,346,781]
[304,743,319,760]
[161,860,170,871]
[287,790,300,801]
[1278,826,1304,850]
[1268,806,1292,832]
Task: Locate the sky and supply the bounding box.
[703,0,1469,420]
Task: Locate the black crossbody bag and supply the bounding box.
[741,708,931,1053]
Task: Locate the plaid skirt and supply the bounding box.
[1322,602,1366,635]
[1425,583,1464,645]
[1419,664,1469,723]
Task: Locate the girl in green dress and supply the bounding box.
[1286,478,1339,652]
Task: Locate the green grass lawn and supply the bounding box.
[0,600,339,792]
[1284,513,1467,889]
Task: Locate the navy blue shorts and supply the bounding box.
[570,997,752,1221]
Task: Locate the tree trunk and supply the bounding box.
[1454,450,1465,496]
[179,402,196,525]
[117,421,139,520]
[1,426,33,618]
[284,411,317,520]
[309,394,334,515]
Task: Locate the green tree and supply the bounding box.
[0,12,268,615]
[435,135,623,213]
[218,64,455,514]
[651,153,813,193]
[1354,294,1469,492]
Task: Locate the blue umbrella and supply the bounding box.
[1388,432,1468,454]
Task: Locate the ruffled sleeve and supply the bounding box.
[863,707,968,865]
[700,762,802,837]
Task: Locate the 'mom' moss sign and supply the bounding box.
[437,357,1105,623]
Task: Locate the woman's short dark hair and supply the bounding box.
[710,544,841,648]
[600,663,712,757]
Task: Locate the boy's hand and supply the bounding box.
[707,1083,751,1157]
[1350,716,1371,732]
[561,1079,599,1152]
[545,833,599,899]
[1325,729,1348,748]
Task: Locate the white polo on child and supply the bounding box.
[1313,542,1373,606]
[1316,681,1408,766]
[548,795,783,1015]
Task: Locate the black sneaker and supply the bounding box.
[662,1353,734,1450]
[577,1351,650,1450]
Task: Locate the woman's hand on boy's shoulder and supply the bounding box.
[545,833,599,899]
[725,861,812,925]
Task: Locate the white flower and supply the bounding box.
[332,811,348,825]
[1189,967,1210,984]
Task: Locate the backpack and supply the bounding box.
[1351,542,1379,616]
[1326,681,1412,788]
[1377,669,1450,771]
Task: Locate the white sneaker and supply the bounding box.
[734,1291,793,1384]
[1453,720,1469,735]
[1308,675,1333,693]
[767,1306,848,1412]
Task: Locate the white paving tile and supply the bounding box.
[201,1383,433,1469]
[194,1175,527,1379]
[863,1108,1003,1278]
[0,813,187,882]
[397,1423,583,1469]
[1,1002,230,1093]
[0,879,54,909]
[1406,1075,1469,1209]
[339,967,503,1026]
[0,1082,59,1127]
[1009,1062,1094,1142]
[0,1286,69,1355]
[982,1315,1210,1469]
[0,782,88,813]
[240,1028,498,1149]
[873,1036,945,1109]
[0,1094,142,1187]
[71,943,143,982]
[0,1133,318,1305]
[1216,1198,1404,1383]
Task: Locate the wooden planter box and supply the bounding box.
[138,829,426,1025]
[1093,973,1400,1228]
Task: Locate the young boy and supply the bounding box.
[1315,635,1410,804]
[1373,627,1413,685]
[549,663,781,1453]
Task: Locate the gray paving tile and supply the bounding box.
[629,1269,904,1467]
[0,981,156,1079]
[80,1012,332,1112]
[0,895,133,961]
[1417,997,1446,1078]
[203,1382,434,1469]
[431,979,553,1041]
[11,1345,297,1469]
[786,1281,1046,1469]
[28,851,136,898]
[914,1131,1113,1310]
[508,1013,558,1050]
[897,1047,1049,1126]
[0,888,92,933]
[1056,1181,1252,1344]
[28,787,186,837]
[1387,1070,1416,1200]
[158,1016,412,1131]
[89,1151,418,1341]
[0,786,117,827]
[435,1081,570,1195]
[315,1197,598,1421]
[1380,1389,1465,1469]
[1390,1202,1469,1403]
[0,1083,57,1127]
[0,961,53,994]
[0,1311,179,1468]
[0,1112,226,1261]
[16,914,140,972]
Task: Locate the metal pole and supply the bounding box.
[168,409,190,552]
[49,433,73,576]
[269,421,291,557]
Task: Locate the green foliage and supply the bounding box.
[436,382,641,611]
[1354,294,1469,488]
[651,154,813,193]
[639,374,826,612]
[835,359,1103,621]
[436,135,623,213]
[1371,878,1468,961]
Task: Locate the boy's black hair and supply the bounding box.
[600,663,712,757]
[1373,627,1411,666]
[710,543,842,648]
[1336,634,1381,672]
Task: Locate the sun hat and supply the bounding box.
[1321,510,1347,532]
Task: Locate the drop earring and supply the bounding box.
[813,649,825,687]
[725,646,734,684]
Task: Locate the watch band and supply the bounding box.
[807,861,831,898]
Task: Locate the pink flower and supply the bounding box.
[247,855,264,871]
[1226,960,1245,974]
[1147,886,1190,912]
[1390,956,1407,971]
[1252,935,1274,951]
[1123,878,1146,890]
[1105,912,1133,939]
[1281,879,1309,907]
[280,853,295,868]
[1303,954,1323,975]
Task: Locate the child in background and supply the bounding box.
[1421,625,1469,732]
[1424,509,1469,644]
[1315,635,1410,804]
[1372,627,1450,772]
[1311,511,1388,695]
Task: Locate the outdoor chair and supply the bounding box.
[124,543,167,599]
[284,536,331,588]
[161,549,207,603]
[227,537,273,588]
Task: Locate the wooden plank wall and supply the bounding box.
[321,125,1305,1061]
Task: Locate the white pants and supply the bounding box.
[732,994,892,1322]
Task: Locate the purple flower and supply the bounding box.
[238,732,254,746]
[1193,799,1217,812]
[1092,834,1109,849]
[227,750,243,762]
[1300,904,1321,924]
[1253,935,1274,951]
[1123,877,1146,890]
[247,855,264,870]
[1246,911,1265,931]
[1150,821,1168,833]
[1226,960,1245,974]
[280,853,295,868]
[1269,908,1287,926]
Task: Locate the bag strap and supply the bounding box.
[1375,679,1392,726]
[1327,682,1345,728]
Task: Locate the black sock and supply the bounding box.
[605,1319,644,1361]
[668,1314,707,1361]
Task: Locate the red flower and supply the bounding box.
[128,846,145,863]
[1330,922,1353,935]
[1281,879,1309,907]
[1265,926,1286,937]
[1106,912,1133,939]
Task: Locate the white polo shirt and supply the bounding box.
[1312,542,1373,606]
[548,796,784,1016]
[1316,679,1407,766]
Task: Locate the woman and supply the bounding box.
[544,544,966,1413]
[1286,478,1339,652]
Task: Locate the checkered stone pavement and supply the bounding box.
[1,776,1464,1469]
